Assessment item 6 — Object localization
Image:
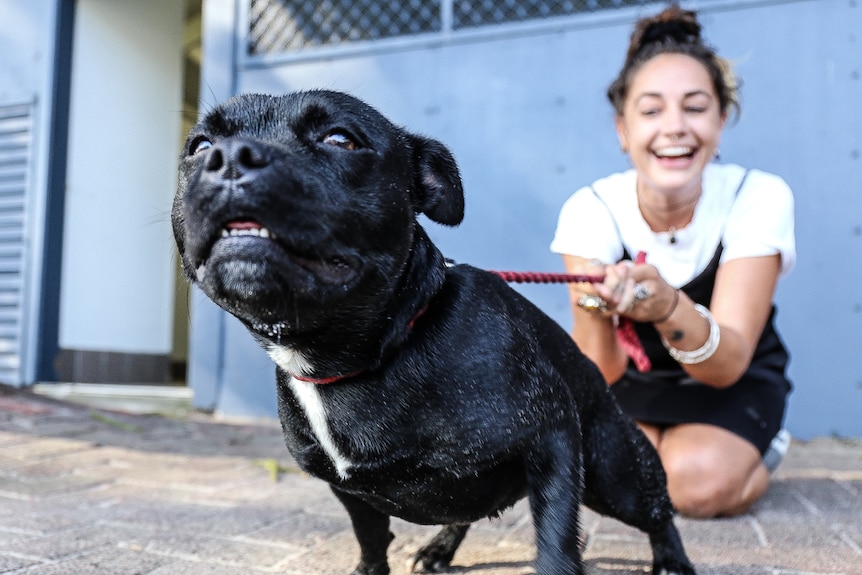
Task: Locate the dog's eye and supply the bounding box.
[322,132,357,151]
[190,137,213,156]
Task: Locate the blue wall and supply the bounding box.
[193,0,862,438]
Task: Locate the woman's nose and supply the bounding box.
[662,112,686,139]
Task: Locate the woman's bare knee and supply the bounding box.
[657,426,767,518]
[662,452,736,517]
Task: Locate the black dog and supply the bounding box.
[173,90,695,575]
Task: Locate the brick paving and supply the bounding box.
[0,387,860,574]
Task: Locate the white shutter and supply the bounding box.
[0,102,34,385]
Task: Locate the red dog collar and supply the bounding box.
[290,305,428,385]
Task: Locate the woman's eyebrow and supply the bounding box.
[683,90,714,99]
[633,89,714,103]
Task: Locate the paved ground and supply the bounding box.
[0,385,860,575]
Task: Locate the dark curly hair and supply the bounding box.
[607,4,740,119]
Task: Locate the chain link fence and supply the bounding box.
[454,0,646,28]
[249,0,653,56]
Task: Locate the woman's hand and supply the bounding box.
[566,257,609,311]
[562,255,628,383]
[593,257,678,324]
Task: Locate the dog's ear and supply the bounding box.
[410,135,464,226]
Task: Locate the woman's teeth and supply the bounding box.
[655,146,693,158]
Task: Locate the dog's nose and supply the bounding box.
[204,138,269,180]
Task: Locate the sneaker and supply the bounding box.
[763,428,791,472]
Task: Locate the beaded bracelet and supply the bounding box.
[661,303,720,364]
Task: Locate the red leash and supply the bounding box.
[489,253,652,372]
[488,271,605,284]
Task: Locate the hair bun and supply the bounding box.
[607,3,739,118]
[627,5,702,62]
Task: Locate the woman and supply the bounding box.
[550,5,795,518]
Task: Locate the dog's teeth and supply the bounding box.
[222,227,274,239]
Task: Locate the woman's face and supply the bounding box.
[616,53,726,199]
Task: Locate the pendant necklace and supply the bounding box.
[638,189,701,246]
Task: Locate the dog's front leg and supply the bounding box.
[525,429,585,575]
[331,486,394,575]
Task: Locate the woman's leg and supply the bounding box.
[653,423,768,518]
[635,421,662,449]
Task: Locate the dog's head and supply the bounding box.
[173,90,463,360]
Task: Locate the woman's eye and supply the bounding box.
[322,132,357,151]
[190,137,212,155]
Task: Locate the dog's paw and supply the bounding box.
[349,560,390,575]
[407,552,451,573]
[653,564,697,575]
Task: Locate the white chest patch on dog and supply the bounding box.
[288,377,353,480]
[266,343,353,480]
[266,344,313,376]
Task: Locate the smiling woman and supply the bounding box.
[550,4,796,519]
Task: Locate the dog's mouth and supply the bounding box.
[221,220,276,240]
[195,219,360,287]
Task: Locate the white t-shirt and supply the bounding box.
[550,163,796,288]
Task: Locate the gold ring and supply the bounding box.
[578,294,607,312]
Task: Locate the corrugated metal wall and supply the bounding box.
[193,0,862,438]
[0,0,65,387]
[0,103,35,384]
